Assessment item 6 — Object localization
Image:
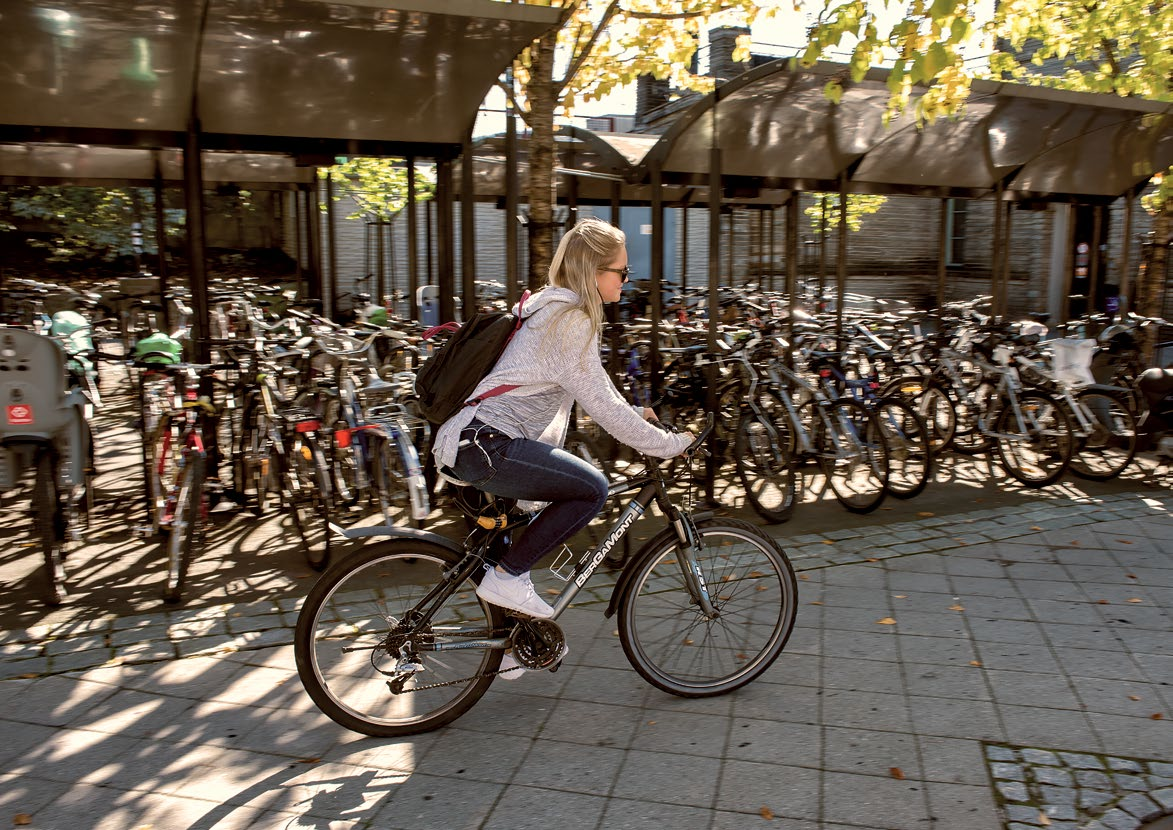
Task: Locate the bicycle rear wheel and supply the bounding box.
[1068,390,1137,481]
[871,397,932,499]
[618,518,797,697]
[815,399,889,514]
[163,452,205,604]
[294,540,506,737]
[734,392,797,524]
[33,448,68,606]
[995,393,1073,487]
[286,433,333,571]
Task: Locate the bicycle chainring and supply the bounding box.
[511,619,565,670]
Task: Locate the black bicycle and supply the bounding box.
[294,414,799,737]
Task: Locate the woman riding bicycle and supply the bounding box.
[433,217,693,676]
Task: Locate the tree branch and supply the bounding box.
[556,0,622,88]
[625,3,742,19]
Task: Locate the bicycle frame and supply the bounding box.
[330,460,718,656]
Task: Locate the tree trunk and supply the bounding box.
[526,31,558,291]
[1135,205,1171,364]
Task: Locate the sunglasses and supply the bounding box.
[598,266,631,283]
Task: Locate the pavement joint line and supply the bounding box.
[2,489,1170,682]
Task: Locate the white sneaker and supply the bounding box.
[476,567,555,618]
[497,644,570,681]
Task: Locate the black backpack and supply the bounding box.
[414,291,530,424]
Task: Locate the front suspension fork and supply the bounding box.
[667,509,719,618]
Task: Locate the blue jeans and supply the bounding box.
[443,421,608,576]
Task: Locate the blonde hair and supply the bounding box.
[546,216,625,335]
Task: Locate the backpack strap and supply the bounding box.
[463,289,532,409]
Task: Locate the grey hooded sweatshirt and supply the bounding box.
[432,286,692,470]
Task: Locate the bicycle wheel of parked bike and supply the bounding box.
[734,392,797,524]
[1068,390,1137,481]
[163,451,205,603]
[815,399,889,514]
[951,381,997,455]
[618,518,798,697]
[870,397,932,499]
[881,376,956,454]
[295,539,507,737]
[33,448,68,606]
[286,432,333,571]
[995,393,1074,487]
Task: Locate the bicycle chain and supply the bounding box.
[386,664,531,695]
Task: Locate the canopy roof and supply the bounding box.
[0,0,562,157]
[0,144,314,189]
[637,61,1173,202]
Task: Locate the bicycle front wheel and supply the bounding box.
[163,452,205,604]
[294,540,506,737]
[618,518,798,698]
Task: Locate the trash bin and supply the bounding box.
[417,285,440,327]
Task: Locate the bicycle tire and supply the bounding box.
[145,416,178,534]
[163,452,205,603]
[370,432,429,525]
[1068,390,1137,481]
[33,448,68,606]
[881,376,956,454]
[287,433,333,571]
[994,392,1073,487]
[733,392,797,523]
[294,539,506,737]
[871,396,933,499]
[815,399,889,514]
[951,381,997,455]
[617,518,797,697]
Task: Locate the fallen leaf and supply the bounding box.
[1030,526,1043,531]
[613,630,620,637]
[866,558,879,562]
[756,584,770,591]
[822,540,834,545]
[296,757,321,764]
[1129,695,1142,701]
[877,617,897,625]
[1127,598,1143,603]
[749,571,765,578]
[1039,812,1051,826]
[1117,539,1133,544]
[969,661,983,667]
[799,574,809,581]
[1096,600,1110,605]
[1152,713,1165,720]
[18,673,39,679]
[810,601,823,605]
[917,511,935,518]
[949,604,965,612]
[890,767,905,780]
[14,815,31,826]
[1126,574,1137,579]
[894,594,907,599]
[759,807,775,820]
[648,720,656,725]
[546,589,560,596]
[683,638,694,646]
[736,653,748,660]
[1070,540,1081,546]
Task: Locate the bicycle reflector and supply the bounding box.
[295,420,320,434]
[334,428,352,448]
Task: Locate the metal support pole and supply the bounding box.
[182,122,210,362]
[436,157,455,323]
[505,83,519,309]
[1089,204,1103,317]
[786,194,798,367]
[768,206,777,293]
[991,184,1003,319]
[152,151,171,331]
[407,156,420,321]
[680,203,689,294]
[650,162,664,401]
[306,181,322,302]
[836,174,848,348]
[1001,200,1014,317]
[1061,201,1077,325]
[375,216,386,308]
[461,133,477,320]
[936,197,948,321]
[325,172,337,320]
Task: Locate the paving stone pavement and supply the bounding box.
[1,429,1171,828]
